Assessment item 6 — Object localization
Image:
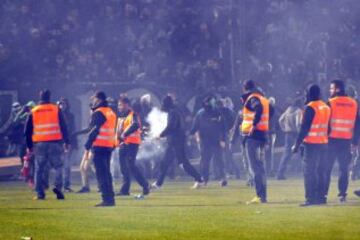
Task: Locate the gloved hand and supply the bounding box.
[291,144,299,154]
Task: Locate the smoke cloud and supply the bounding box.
[137,107,168,161]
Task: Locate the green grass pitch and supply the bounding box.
[0,179,359,240]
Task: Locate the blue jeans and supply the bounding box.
[245,138,267,200]
[63,150,74,188]
[277,132,297,177]
[34,142,64,198]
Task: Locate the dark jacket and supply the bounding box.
[62,110,77,149]
[25,101,69,150]
[84,101,114,150]
[295,105,315,147]
[160,106,186,143]
[219,106,235,133]
[190,107,226,144]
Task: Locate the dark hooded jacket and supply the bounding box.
[160,98,186,144]
[190,106,226,145]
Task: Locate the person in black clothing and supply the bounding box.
[151,95,203,189]
[292,84,330,206]
[84,91,116,207]
[217,98,240,179]
[24,90,69,200]
[190,96,227,186]
[6,102,25,159]
[57,98,77,192]
[116,96,150,197]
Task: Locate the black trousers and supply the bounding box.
[156,138,202,186]
[324,139,352,197]
[119,143,148,194]
[245,138,267,200]
[92,148,115,203]
[302,143,327,203]
[200,141,225,182]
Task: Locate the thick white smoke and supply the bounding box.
[137,107,168,161]
[146,107,168,138]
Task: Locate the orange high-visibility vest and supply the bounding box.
[241,93,270,135]
[329,96,357,139]
[304,100,330,144]
[32,104,63,142]
[121,111,141,145]
[93,107,116,148]
[115,117,125,147]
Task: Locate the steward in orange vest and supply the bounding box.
[24,89,69,200]
[25,94,69,151]
[241,92,270,134]
[84,91,116,207]
[240,80,273,204]
[241,83,273,144]
[324,80,360,202]
[116,96,149,196]
[292,84,330,206]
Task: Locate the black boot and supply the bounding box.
[53,188,65,200]
[95,201,115,207]
[77,186,90,193]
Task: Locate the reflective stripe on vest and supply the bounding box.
[93,107,116,148]
[304,100,330,144]
[115,117,125,147]
[122,111,141,145]
[32,104,63,142]
[329,96,357,139]
[241,93,270,135]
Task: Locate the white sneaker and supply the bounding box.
[191,181,204,189]
[150,182,161,190]
[134,194,145,200]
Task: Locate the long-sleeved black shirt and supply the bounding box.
[62,110,77,148]
[190,107,226,144]
[25,101,69,150]
[84,102,115,150]
[160,107,186,143]
[295,106,315,146]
